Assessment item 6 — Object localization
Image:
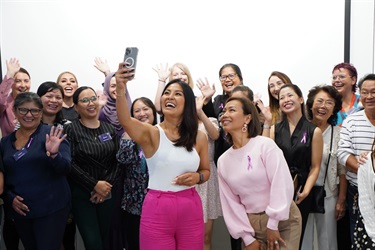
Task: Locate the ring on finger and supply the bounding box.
[275,240,278,244]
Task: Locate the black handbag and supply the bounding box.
[310,125,333,214]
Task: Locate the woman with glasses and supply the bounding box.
[0,57,31,250]
[331,62,361,126]
[301,85,345,250]
[266,83,323,249]
[0,92,71,250]
[197,63,244,250]
[64,86,121,250]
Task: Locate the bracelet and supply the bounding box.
[263,125,271,129]
[116,93,125,97]
[197,172,204,184]
[158,79,166,83]
[46,151,58,157]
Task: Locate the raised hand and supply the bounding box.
[94,57,111,76]
[152,63,170,82]
[6,58,21,79]
[115,62,134,90]
[45,126,67,158]
[196,78,216,100]
[195,95,206,118]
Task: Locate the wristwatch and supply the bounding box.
[198,172,204,184]
[46,151,59,157]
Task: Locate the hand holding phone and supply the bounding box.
[123,47,138,80]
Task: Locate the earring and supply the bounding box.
[242,123,248,133]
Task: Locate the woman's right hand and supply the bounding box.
[152,63,170,82]
[6,58,20,79]
[256,101,272,124]
[12,195,29,216]
[196,78,216,100]
[115,62,133,89]
[358,151,369,165]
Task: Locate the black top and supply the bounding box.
[64,120,120,192]
[62,106,79,122]
[274,116,316,186]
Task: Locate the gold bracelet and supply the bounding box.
[116,92,126,97]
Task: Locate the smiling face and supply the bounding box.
[161,83,185,116]
[268,75,286,100]
[360,80,375,112]
[15,101,42,130]
[219,66,242,94]
[74,89,99,119]
[133,100,155,125]
[108,77,117,99]
[279,86,304,115]
[311,90,335,124]
[58,73,78,98]
[220,99,251,134]
[12,72,31,98]
[331,68,356,97]
[40,88,64,116]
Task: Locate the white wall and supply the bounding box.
[350,0,375,77]
[1,0,346,105]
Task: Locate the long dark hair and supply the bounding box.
[37,81,65,124]
[161,79,198,152]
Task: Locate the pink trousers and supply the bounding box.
[140,188,204,250]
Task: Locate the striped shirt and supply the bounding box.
[65,120,120,192]
[337,110,375,185]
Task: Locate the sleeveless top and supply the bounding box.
[275,116,316,186]
[146,124,200,192]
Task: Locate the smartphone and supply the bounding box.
[123,47,139,80]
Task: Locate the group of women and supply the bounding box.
[0,56,373,250]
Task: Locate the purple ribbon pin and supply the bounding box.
[219,103,224,109]
[300,132,307,144]
[247,155,252,170]
[139,148,144,159]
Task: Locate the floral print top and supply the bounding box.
[116,138,149,216]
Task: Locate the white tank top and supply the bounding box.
[146,124,200,191]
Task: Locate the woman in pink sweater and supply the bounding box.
[217,96,302,250]
[0,58,31,136]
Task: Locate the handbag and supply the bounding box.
[310,125,333,214]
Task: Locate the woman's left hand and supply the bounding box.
[294,189,308,205]
[267,228,286,250]
[172,172,200,186]
[45,126,67,158]
[335,200,346,220]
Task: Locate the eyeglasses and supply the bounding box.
[17,108,41,116]
[315,99,335,108]
[360,90,375,98]
[220,73,237,81]
[78,96,98,103]
[332,75,350,81]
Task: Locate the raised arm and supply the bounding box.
[115,62,157,155]
[196,95,219,141]
[94,57,111,77]
[152,63,170,113]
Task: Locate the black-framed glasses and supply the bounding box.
[78,96,98,103]
[220,73,237,81]
[17,108,41,116]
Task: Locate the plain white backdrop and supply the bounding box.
[0,0,365,106]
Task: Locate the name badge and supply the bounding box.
[13,148,28,161]
[98,132,112,143]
